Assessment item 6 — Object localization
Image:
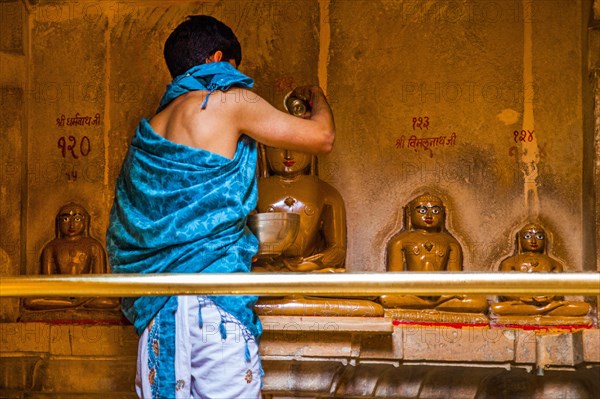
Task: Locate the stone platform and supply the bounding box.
[1,317,598,398]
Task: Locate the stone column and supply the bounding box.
[0,0,28,322]
[592,0,600,306]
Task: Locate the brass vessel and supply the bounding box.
[247,212,300,256]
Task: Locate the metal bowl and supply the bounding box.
[247,212,300,256]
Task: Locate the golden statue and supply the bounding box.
[22,203,120,315]
[381,194,489,322]
[490,223,591,326]
[252,146,382,317]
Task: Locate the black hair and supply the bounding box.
[163,15,242,78]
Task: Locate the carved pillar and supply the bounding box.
[592,1,600,269]
[0,0,28,322]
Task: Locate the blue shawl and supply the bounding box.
[106,62,260,398]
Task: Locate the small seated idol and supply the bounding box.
[22,202,120,319]
[490,223,591,326]
[380,194,489,322]
[252,146,382,317]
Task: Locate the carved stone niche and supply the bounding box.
[380,193,489,325]
[19,202,123,322]
[490,222,593,328]
[251,145,383,317]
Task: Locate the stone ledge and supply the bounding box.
[1,320,598,397]
[0,323,51,353]
[0,392,137,399]
[0,354,44,391]
[583,328,600,362]
[2,321,598,367]
[261,363,600,398]
[0,323,138,356]
[33,357,136,393]
[259,319,600,368]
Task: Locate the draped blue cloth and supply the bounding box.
[157,61,254,113]
[106,62,260,398]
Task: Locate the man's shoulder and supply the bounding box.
[174,88,258,115]
[214,87,260,108]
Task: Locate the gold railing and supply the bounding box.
[1,272,598,297]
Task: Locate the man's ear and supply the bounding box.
[208,50,223,63]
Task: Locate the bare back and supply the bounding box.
[149,89,242,159]
[149,83,335,161]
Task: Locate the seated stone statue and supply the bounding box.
[253,146,345,273]
[380,194,488,321]
[22,202,119,313]
[252,146,382,317]
[490,223,591,325]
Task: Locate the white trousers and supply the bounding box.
[136,296,262,399]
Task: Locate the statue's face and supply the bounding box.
[266,147,311,176]
[410,197,444,230]
[58,206,86,238]
[519,225,546,253]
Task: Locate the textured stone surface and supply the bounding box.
[0,355,44,390]
[33,357,136,392]
[260,330,356,359]
[0,84,23,322]
[334,363,399,397]
[48,324,137,356]
[0,323,51,353]
[514,329,537,364]
[417,367,496,399]
[262,360,344,395]
[476,368,600,399]
[1,322,599,397]
[325,0,593,273]
[583,328,600,361]
[26,4,109,276]
[402,325,515,362]
[24,394,136,399]
[537,332,584,367]
[593,0,600,293]
[359,328,403,360]
[370,365,432,398]
[0,1,24,54]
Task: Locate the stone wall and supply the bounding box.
[19,0,321,279]
[326,0,596,272]
[0,0,27,322]
[592,0,600,276]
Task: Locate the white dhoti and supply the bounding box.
[136,296,262,399]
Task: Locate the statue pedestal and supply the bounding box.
[255,296,384,317]
[384,308,489,326]
[491,315,594,329]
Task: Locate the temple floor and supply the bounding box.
[1,316,598,398]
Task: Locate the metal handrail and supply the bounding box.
[1,272,598,297]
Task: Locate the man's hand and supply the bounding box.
[288,86,329,119]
